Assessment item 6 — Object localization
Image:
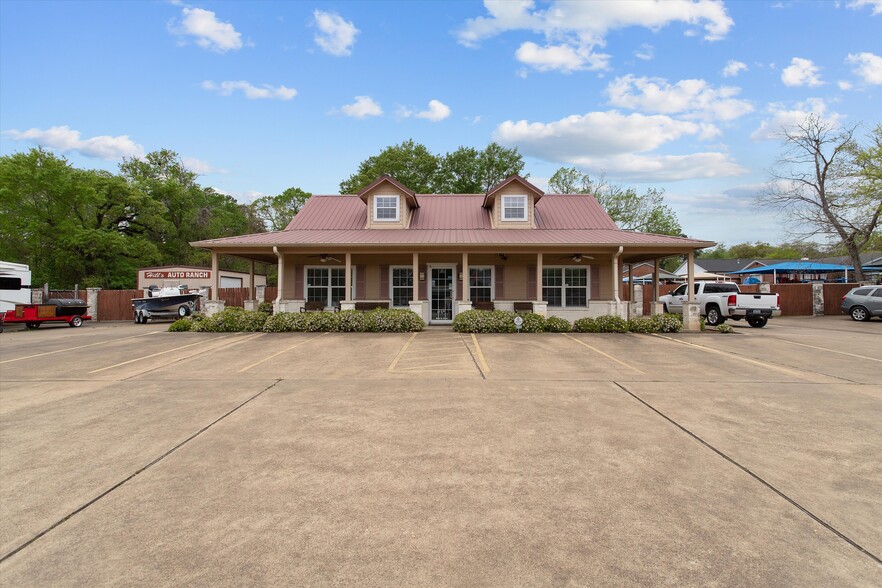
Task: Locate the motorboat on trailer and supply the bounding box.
[132,283,203,323]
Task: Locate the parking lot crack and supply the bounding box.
[612,381,882,567]
[0,378,283,565]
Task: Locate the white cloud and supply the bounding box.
[751,98,843,141]
[838,80,853,90]
[846,52,882,84]
[201,80,297,100]
[515,41,609,73]
[847,0,882,15]
[492,110,744,181]
[171,7,243,53]
[606,75,753,121]
[183,157,228,175]
[416,100,451,122]
[781,57,823,87]
[458,1,732,75]
[340,96,383,118]
[313,10,359,56]
[2,125,144,160]
[634,44,654,61]
[722,59,747,77]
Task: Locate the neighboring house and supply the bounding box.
[192,175,713,324]
[622,262,680,283]
[677,252,882,284]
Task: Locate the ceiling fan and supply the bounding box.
[558,254,594,263]
[308,254,342,263]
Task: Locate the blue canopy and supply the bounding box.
[728,261,851,274]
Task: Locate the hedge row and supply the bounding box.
[573,313,683,333]
[169,307,425,333]
[451,309,684,334]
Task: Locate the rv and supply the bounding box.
[0,261,32,313]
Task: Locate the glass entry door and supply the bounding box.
[430,267,454,323]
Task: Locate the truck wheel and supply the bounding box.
[69,316,83,327]
[25,322,40,329]
[705,305,723,326]
[747,316,768,328]
[850,306,871,322]
[177,305,190,318]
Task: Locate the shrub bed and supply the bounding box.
[573,313,683,334]
[262,308,424,333]
[190,307,269,332]
[451,310,555,333]
[257,301,274,314]
[544,315,572,333]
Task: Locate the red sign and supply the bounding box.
[143,270,211,279]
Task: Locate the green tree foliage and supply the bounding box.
[547,166,682,236]
[699,241,828,260]
[0,147,266,288]
[340,140,526,194]
[251,187,311,231]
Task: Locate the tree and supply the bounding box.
[475,142,526,192]
[763,116,882,281]
[547,166,682,236]
[339,140,439,194]
[251,187,311,232]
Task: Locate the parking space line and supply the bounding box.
[122,334,265,380]
[238,334,327,373]
[387,332,418,372]
[562,334,645,374]
[401,352,473,360]
[0,331,162,365]
[470,334,491,374]
[397,362,470,370]
[88,338,229,374]
[764,338,882,363]
[650,334,847,383]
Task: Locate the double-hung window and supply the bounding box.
[306,267,349,307]
[374,195,399,221]
[501,195,527,221]
[542,267,589,307]
[469,267,493,302]
[390,267,413,307]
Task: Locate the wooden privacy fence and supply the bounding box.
[823,283,858,316]
[97,289,142,321]
[770,283,813,316]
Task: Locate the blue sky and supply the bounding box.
[2,0,880,247]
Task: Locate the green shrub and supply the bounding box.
[191,307,268,332]
[572,317,598,333]
[261,309,423,333]
[594,315,628,333]
[649,313,683,333]
[257,301,274,314]
[626,316,656,334]
[452,309,553,333]
[717,323,734,334]
[544,316,572,332]
[517,312,546,333]
[167,318,194,332]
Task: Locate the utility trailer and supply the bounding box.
[2,299,91,330]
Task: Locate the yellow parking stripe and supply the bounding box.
[88,337,228,373]
[387,332,418,372]
[562,334,645,374]
[470,334,491,374]
[1,331,161,364]
[766,338,882,363]
[238,334,327,373]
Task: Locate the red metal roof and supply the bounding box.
[197,191,712,249]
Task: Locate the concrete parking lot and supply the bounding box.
[1,317,880,586]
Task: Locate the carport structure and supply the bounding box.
[193,175,713,326]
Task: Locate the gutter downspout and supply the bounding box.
[273,247,284,306]
[612,246,623,303]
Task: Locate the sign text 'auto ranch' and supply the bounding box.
[144,271,211,279]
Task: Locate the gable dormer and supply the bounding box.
[358,175,420,229]
[482,175,544,229]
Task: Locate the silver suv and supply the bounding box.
[841,286,882,321]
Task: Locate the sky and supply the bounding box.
[1,0,881,247]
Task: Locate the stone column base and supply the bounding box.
[86,287,101,321]
[339,301,356,311]
[812,283,824,316]
[244,300,259,311]
[532,302,548,316]
[455,301,472,314]
[409,300,428,323]
[649,302,665,316]
[682,302,701,331]
[275,299,304,314]
[628,301,642,318]
[203,300,226,316]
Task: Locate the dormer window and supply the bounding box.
[374,195,399,221]
[501,195,527,221]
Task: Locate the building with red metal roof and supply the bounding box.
[192,175,713,324]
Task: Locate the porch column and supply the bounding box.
[412,252,419,301]
[273,246,284,306]
[210,251,219,301]
[628,263,635,301]
[536,253,543,301]
[650,258,664,316]
[461,252,470,302]
[683,250,700,331]
[249,259,255,300]
[344,253,352,302]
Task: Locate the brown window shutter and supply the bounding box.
[293,265,303,299]
[356,265,366,300]
[418,264,427,300]
[527,266,536,300]
[590,266,600,300]
[494,265,504,299]
[456,264,463,300]
[379,265,389,299]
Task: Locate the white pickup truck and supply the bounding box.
[659,282,781,328]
